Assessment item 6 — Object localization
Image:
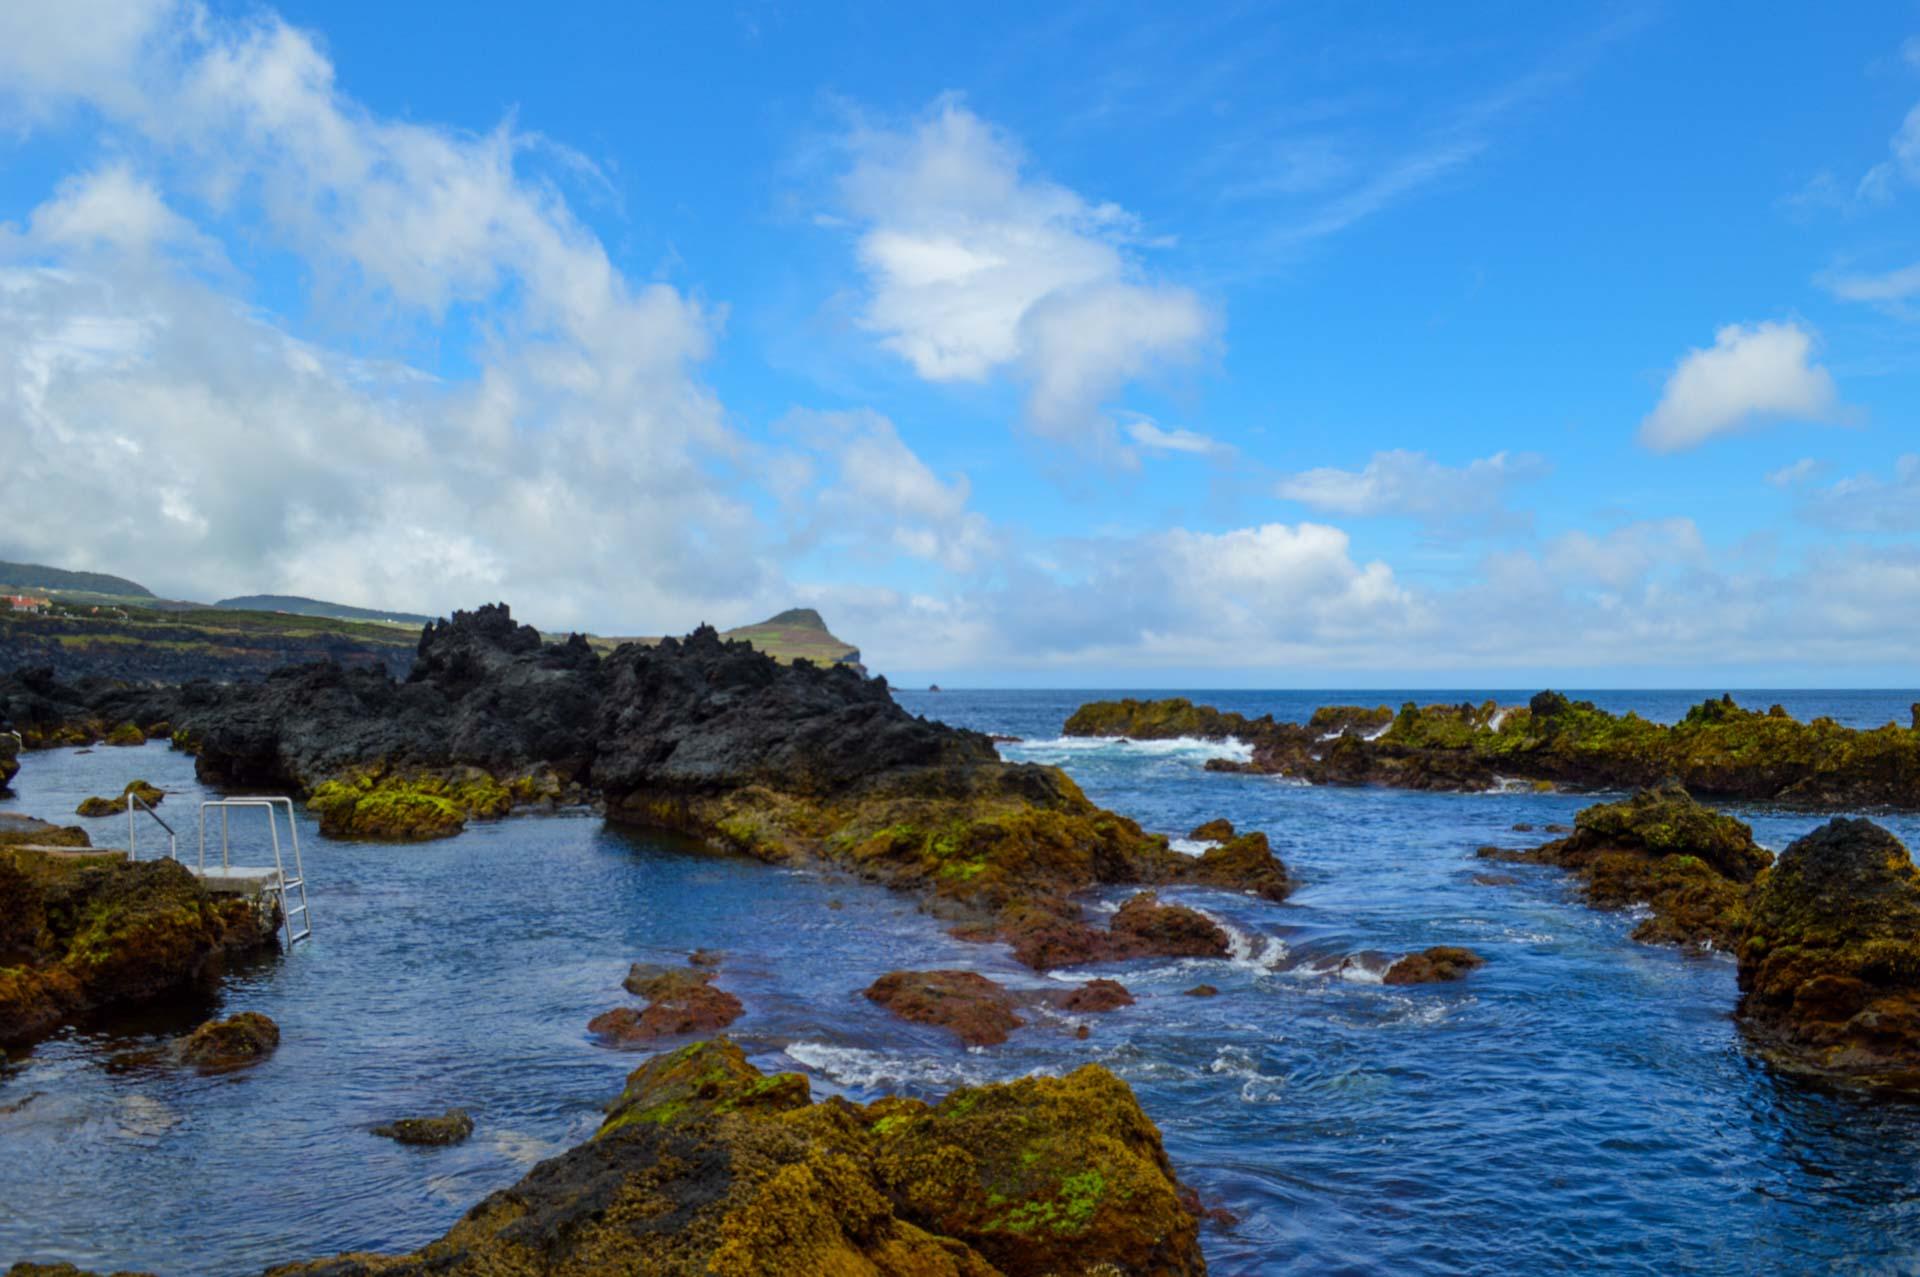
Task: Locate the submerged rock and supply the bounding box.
[865,970,1025,1046]
[591,963,744,1046]
[1183,984,1219,998]
[1058,978,1135,1013]
[1737,818,1920,1093]
[1481,783,1770,948]
[74,779,165,818]
[178,1011,280,1072]
[374,1109,475,1146]
[1384,947,1485,985]
[272,1038,1204,1275]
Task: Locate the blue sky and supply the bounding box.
[1,2,1917,686]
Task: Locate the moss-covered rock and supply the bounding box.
[178,1010,280,1071]
[373,1109,474,1146]
[0,813,90,850]
[0,730,18,792]
[75,779,165,818]
[1482,784,1771,949]
[1069,690,1920,808]
[1737,818,1920,1093]
[1187,817,1234,842]
[0,850,277,1047]
[306,767,513,841]
[265,1038,1204,1275]
[103,722,146,747]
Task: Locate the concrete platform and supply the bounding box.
[184,864,284,895]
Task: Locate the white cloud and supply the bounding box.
[1637,321,1839,452]
[1275,449,1547,532]
[837,97,1212,451]
[1766,457,1823,488]
[777,409,997,573]
[0,3,772,631]
[1542,518,1708,592]
[1859,102,1920,201]
[26,163,207,257]
[1799,455,1920,534]
[1820,260,1920,303]
[1123,416,1225,457]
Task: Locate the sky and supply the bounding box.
[1,2,1917,688]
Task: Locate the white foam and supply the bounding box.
[1361,723,1391,742]
[1488,708,1511,731]
[783,1041,1000,1092]
[1167,838,1219,857]
[1003,735,1254,765]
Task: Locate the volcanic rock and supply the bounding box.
[177,1011,279,1072]
[1737,818,1920,1092]
[864,970,1025,1046]
[373,1109,475,1146]
[1383,946,1485,985]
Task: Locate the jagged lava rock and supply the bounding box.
[592,964,744,1045]
[1737,818,1920,1092]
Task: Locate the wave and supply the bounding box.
[1167,837,1218,857]
[1000,735,1254,766]
[782,1040,1007,1092]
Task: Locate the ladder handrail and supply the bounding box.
[126,790,178,862]
[195,798,312,948]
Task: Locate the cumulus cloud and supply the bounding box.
[1798,455,1920,534]
[0,2,771,631]
[776,409,998,573]
[837,97,1213,451]
[1275,449,1547,533]
[1637,321,1840,452]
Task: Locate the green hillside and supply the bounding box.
[215,594,434,626]
[0,560,154,599]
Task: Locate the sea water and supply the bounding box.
[2,688,1918,1275]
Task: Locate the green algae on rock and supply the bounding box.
[1384,946,1485,985]
[1481,783,1771,949]
[178,1010,280,1072]
[267,1037,1205,1276]
[373,1109,475,1146]
[0,850,278,1048]
[1066,690,1920,808]
[102,722,146,747]
[1737,818,1920,1094]
[306,767,513,841]
[74,779,165,818]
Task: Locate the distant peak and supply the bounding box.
[761,607,827,630]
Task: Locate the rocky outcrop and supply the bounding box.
[987,889,1232,972]
[268,1038,1205,1276]
[178,1010,280,1071]
[373,1110,475,1146]
[1736,818,1920,1093]
[1481,783,1771,948]
[0,729,17,791]
[0,850,279,1047]
[1383,947,1484,985]
[1067,691,1920,808]
[0,813,89,850]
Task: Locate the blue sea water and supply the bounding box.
[2,687,1919,1275]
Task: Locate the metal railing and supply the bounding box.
[127,791,177,861]
[196,798,312,948]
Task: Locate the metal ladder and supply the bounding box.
[126,791,177,861]
[197,798,313,948]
